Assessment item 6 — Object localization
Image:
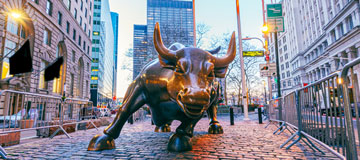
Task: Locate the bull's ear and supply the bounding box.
[214,66,228,78]
[158,55,176,69]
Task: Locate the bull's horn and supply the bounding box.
[214,32,236,67]
[207,46,221,55]
[153,22,176,61]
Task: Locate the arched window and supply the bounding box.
[77,58,84,97]
[53,43,67,94]
[2,16,27,79]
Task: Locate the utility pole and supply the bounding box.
[274,32,281,99]
[236,0,249,120]
[262,0,273,100]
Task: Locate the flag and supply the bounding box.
[9,40,33,75]
[44,56,64,81]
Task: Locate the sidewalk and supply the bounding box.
[4,114,339,159]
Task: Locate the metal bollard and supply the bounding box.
[230,107,234,125]
[258,107,263,124]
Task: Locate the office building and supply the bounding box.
[90,0,114,107]
[111,12,119,98]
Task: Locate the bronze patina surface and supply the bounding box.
[88,22,236,152]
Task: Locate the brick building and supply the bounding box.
[0,0,93,99]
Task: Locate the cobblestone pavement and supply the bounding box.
[4,114,340,159]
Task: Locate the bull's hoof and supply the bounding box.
[208,123,223,134]
[87,134,115,151]
[155,124,171,132]
[167,133,192,152]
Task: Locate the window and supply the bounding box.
[79,17,82,26]
[85,8,88,18]
[338,23,344,37]
[87,46,90,54]
[74,8,77,19]
[39,60,49,89]
[288,81,291,86]
[70,73,75,95]
[83,41,86,50]
[6,17,19,35]
[72,50,76,62]
[93,31,99,36]
[33,0,39,4]
[64,0,71,10]
[90,2,92,10]
[66,21,70,34]
[284,45,287,52]
[80,0,83,11]
[330,29,336,42]
[346,15,354,31]
[89,16,92,24]
[93,20,100,25]
[58,12,62,26]
[281,64,284,70]
[46,0,53,16]
[283,36,286,43]
[283,81,286,87]
[286,62,289,68]
[73,29,76,41]
[287,71,290,77]
[84,24,87,32]
[78,35,81,46]
[285,53,288,60]
[282,73,285,79]
[94,5,101,9]
[43,28,51,46]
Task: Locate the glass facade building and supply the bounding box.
[133,25,148,80]
[90,0,114,107]
[132,0,194,79]
[111,12,119,98]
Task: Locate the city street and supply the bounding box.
[3,114,339,159]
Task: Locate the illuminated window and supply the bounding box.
[39,60,49,89]
[93,31,99,36]
[91,76,98,80]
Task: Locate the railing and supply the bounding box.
[0,90,97,159]
[266,56,360,160]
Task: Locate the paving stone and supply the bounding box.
[2,115,340,159]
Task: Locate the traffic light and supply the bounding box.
[274,77,278,83]
[265,54,270,61]
[261,66,269,70]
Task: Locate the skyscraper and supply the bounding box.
[111,12,119,98]
[132,0,194,79]
[133,25,148,80]
[90,0,114,107]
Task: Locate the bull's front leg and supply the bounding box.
[207,104,223,134]
[87,81,146,151]
[167,118,201,152]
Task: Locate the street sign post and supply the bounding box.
[243,51,264,57]
[267,4,282,18]
[267,17,284,32]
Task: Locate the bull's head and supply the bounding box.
[153,22,236,118]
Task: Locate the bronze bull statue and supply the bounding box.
[88,22,236,152]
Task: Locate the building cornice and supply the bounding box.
[326,26,360,53]
[323,0,358,30]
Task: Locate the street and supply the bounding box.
[3,114,339,159]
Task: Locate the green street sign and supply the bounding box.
[267,4,282,18]
[267,17,284,32]
[243,51,264,57]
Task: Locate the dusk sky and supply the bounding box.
[109,0,275,97]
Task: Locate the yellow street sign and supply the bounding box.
[243,51,264,57]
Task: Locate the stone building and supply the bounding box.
[268,0,360,97]
[0,0,93,99]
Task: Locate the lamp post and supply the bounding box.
[235,0,249,121]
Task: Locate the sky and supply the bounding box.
[109,0,273,97]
